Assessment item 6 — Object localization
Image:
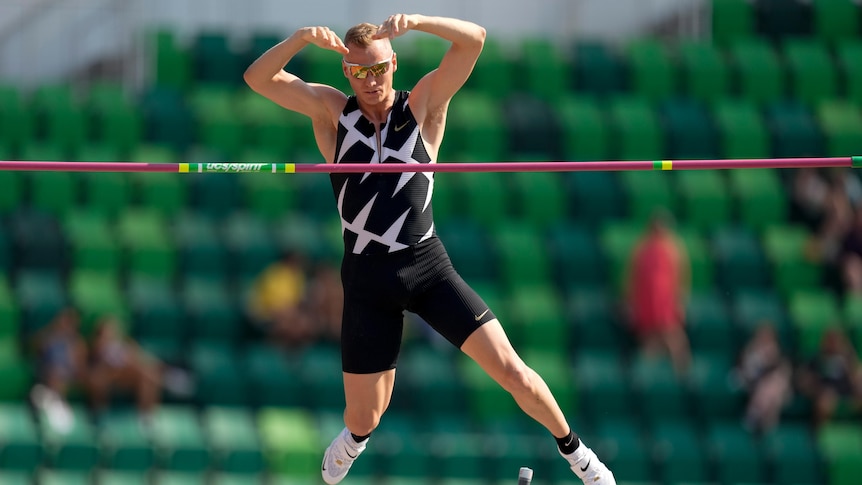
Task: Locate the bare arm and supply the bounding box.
[375,14,485,122]
[243,27,349,123]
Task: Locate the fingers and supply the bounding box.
[302,26,349,54]
[373,14,412,40]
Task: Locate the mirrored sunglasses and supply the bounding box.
[343,55,393,79]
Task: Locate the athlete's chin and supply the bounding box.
[360,89,386,103]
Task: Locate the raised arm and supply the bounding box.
[375,15,485,116]
[243,27,349,121]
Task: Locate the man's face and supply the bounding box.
[343,40,396,105]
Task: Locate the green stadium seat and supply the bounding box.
[659,98,719,160]
[556,95,610,162]
[600,220,642,294]
[222,212,279,280]
[192,31,243,86]
[238,170,298,223]
[188,172,242,218]
[150,406,210,472]
[64,210,121,276]
[789,290,842,358]
[675,170,731,231]
[817,100,862,157]
[676,226,714,291]
[817,423,862,485]
[688,352,744,421]
[712,0,755,46]
[814,0,860,45]
[37,470,91,485]
[398,345,467,417]
[68,270,129,335]
[504,95,563,159]
[172,212,228,280]
[30,85,87,157]
[677,41,729,105]
[567,287,625,353]
[493,222,551,291]
[0,276,20,342]
[37,404,99,470]
[509,171,566,230]
[180,277,241,343]
[571,41,627,96]
[209,473,265,485]
[97,470,150,485]
[151,472,205,485]
[130,144,187,216]
[546,222,607,290]
[483,420,545,483]
[190,342,248,407]
[0,83,34,152]
[242,343,302,408]
[127,276,184,346]
[0,169,22,216]
[649,419,708,483]
[368,414,431,480]
[607,97,663,160]
[140,86,196,152]
[424,416,485,480]
[464,36,514,99]
[86,83,143,155]
[729,39,784,104]
[257,407,320,478]
[436,219,497,282]
[203,407,264,474]
[443,92,507,161]
[0,404,41,471]
[0,349,30,401]
[189,86,244,159]
[235,90,298,159]
[507,285,566,355]
[629,354,688,421]
[517,37,568,103]
[272,213,333,264]
[0,471,30,485]
[562,171,625,225]
[836,40,862,106]
[619,171,675,223]
[80,170,132,219]
[755,0,812,40]
[711,226,770,291]
[592,418,652,483]
[28,170,78,217]
[116,209,175,280]
[523,350,576,416]
[301,44,350,93]
[295,344,343,412]
[686,292,735,354]
[784,40,838,106]
[706,421,767,484]
[14,269,67,334]
[150,29,191,89]
[763,423,824,485]
[731,290,792,349]
[98,409,155,471]
[762,224,821,297]
[713,98,771,159]
[728,168,788,231]
[765,101,823,158]
[627,39,675,102]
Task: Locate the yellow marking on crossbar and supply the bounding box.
[179,163,190,173]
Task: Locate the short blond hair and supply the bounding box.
[344,22,379,47]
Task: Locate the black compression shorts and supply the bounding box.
[339,236,496,374]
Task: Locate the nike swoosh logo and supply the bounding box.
[393,121,411,132]
[474,309,490,321]
[580,458,591,472]
[345,449,357,459]
[564,435,574,447]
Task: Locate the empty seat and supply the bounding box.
[814,0,860,45]
[68,270,129,335]
[562,170,625,225]
[398,345,468,421]
[150,406,210,472]
[818,101,862,157]
[627,39,675,102]
[459,353,519,423]
[64,210,121,276]
[728,168,788,231]
[190,342,248,407]
[9,208,66,273]
[630,354,688,422]
[116,210,175,280]
[127,276,184,347]
[607,97,663,160]
[677,41,729,105]
[676,226,714,291]
[556,95,610,162]
[0,404,41,471]
[755,0,812,40]
[711,226,770,291]
[509,171,567,230]
[222,212,279,281]
[765,101,823,158]
[464,36,515,99]
[140,87,195,152]
[546,222,607,290]
[619,170,675,223]
[731,290,792,348]
[649,419,709,483]
[600,220,643,294]
[172,212,229,280]
[257,408,320,478]
[38,404,99,470]
[817,423,862,485]
[592,418,653,483]
[15,270,67,334]
[98,409,156,471]
[789,290,842,358]
[192,31,243,86]
[712,0,755,46]
[659,98,719,160]
[706,421,767,484]
[571,41,627,96]
[242,343,302,408]
[688,352,744,420]
[493,222,551,291]
[443,92,507,162]
[28,170,79,217]
[784,40,838,105]
[566,287,624,353]
[713,98,770,159]
[762,224,821,297]
[516,37,568,103]
[503,94,562,159]
[86,82,142,155]
[507,285,566,355]
[686,292,735,355]
[675,170,731,232]
[763,423,824,485]
[729,39,784,104]
[151,29,191,89]
[181,277,241,343]
[837,40,862,105]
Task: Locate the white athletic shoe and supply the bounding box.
[560,443,617,485]
[321,427,367,484]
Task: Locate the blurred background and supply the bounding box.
[1,0,862,484]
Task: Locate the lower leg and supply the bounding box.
[342,369,396,436]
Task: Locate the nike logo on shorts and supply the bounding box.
[474,309,490,321]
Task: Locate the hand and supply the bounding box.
[373,14,418,40]
[298,26,349,55]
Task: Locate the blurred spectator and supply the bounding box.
[839,203,862,296]
[86,316,166,423]
[306,262,344,343]
[247,251,316,348]
[733,323,792,434]
[29,307,88,433]
[797,327,862,428]
[625,211,692,376]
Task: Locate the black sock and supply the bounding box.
[555,429,580,455]
[350,432,371,443]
